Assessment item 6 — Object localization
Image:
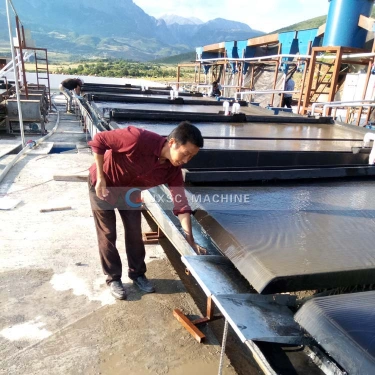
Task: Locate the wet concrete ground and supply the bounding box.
[0,99,236,375]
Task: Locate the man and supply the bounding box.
[210,80,222,97]
[59,77,83,113]
[281,77,295,108]
[88,121,204,300]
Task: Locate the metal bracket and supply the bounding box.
[173,295,223,343]
[142,226,165,244]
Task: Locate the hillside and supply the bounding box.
[0,0,263,61]
[272,15,327,33]
[154,51,196,64]
[272,7,375,33]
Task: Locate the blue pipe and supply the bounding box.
[323,0,373,48]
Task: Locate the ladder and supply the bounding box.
[308,62,335,104]
[34,48,51,110]
[300,46,343,115]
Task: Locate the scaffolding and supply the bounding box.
[1,0,51,137]
[179,27,375,125]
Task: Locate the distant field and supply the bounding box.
[24,62,82,73]
[22,59,196,84]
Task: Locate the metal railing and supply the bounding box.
[322,103,375,117]
[234,89,300,101]
[311,100,375,116]
[74,96,108,137]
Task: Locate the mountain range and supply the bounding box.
[0,0,264,61]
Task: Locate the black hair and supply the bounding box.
[167,121,204,148]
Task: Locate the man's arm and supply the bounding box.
[93,153,109,200]
[168,169,206,255]
[178,212,206,254]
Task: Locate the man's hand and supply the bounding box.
[95,178,109,200]
[192,242,207,255]
[178,212,207,255]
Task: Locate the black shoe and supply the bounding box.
[67,110,74,114]
[133,275,155,293]
[109,280,127,300]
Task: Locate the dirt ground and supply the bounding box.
[0,108,237,375]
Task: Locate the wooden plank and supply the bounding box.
[173,309,205,343]
[202,42,225,52]
[40,206,72,213]
[358,14,375,32]
[317,23,326,37]
[53,174,88,182]
[247,33,279,47]
[313,46,340,52]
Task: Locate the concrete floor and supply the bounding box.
[0,100,237,375]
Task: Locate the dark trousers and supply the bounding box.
[88,181,146,285]
[281,96,293,108]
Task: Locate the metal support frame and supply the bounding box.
[176,62,200,91]
[356,57,374,125]
[270,44,281,106]
[5,0,25,146]
[32,47,52,109]
[15,15,27,97]
[142,226,165,244]
[173,295,223,343]
[300,46,371,115]
[297,41,312,114]
[176,65,180,91]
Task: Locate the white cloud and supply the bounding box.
[133,0,329,32]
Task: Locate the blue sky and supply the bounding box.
[133,0,330,32]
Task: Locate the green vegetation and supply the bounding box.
[154,51,196,64]
[47,59,196,81]
[272,15,327,34]
[273,7,375,34]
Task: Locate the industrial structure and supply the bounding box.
[1,0,375,374]
[175,0,375,127]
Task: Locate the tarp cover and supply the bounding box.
[295,291,375,375]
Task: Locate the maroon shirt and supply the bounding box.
[88,126,191,215]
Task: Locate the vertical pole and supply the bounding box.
[177,65,180,91]
[206,296,214,320]
[15,16,28,96]
[239,62,243,93]
[326,47,342,116]
[302,47,317,114]
[298,42,311,114]
[298,60,309,114]
[271,43,281,106]
[365,41,375,124]
[6,0,25,146]
[250,64,255,103]
[356,59,372,126]
[222,61,226,97]
[250,64,255,89]
[218,319,229,375]
[198,62,201,85]
[345,107,351,123]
